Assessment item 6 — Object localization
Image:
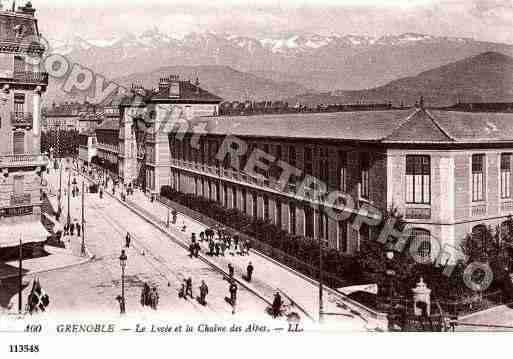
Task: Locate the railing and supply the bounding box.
[0,154,48,166]
[501,201,513,212]
[12,71,49,84]
[10,193,31,206]
[471,204,487,217]
[405,207,431,220]
[170,158,342,206]
[11,112,33,127]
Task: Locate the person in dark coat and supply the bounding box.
[185,277,193,298]
[199,281,208,305]
[246,262,254,282]
[229,282,238,310]
[70,222,75,236]
[215,241,220,256]
[271,292,283,317]
[76,221,81,237]
[194,241,201,258]
[228,263,234,279]
[126,233,132,248]
[208,239,215,256]
[189,241,195,258]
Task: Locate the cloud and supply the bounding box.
[32,0,512,44]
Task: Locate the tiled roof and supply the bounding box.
[95,118,118,131]
[202,109,513,144]
[204,110,413,141]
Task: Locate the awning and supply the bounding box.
[0,221,50,248]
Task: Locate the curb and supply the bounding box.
[79,173,277,311]
[157,196,386,325]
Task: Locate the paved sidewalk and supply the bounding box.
[120,189,377,331]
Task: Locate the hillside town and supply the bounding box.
[1,0,513,336]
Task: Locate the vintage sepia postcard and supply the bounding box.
[0,0,512,356]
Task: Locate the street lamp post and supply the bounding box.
[81,180,86,256]
[58,158,62,215]
[119,250,127,314]
[319,235,323,324]
[66,166,71,228]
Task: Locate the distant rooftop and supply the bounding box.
[120,75,223,106]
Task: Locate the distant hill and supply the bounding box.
[114,65,310,101]
[42,65,310,105]
[288,52,513,107]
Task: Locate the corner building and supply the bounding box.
[0,2,49,258]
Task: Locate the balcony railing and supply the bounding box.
[11,112,33,127]
[170,158,338,206]
[471,204,487,217]
[12,71,49,84]
[0,154,48,167]
[405,207,431,220]
[10,194,31,206]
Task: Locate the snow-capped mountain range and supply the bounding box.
[42,29,513,104]
[51,30,473,57]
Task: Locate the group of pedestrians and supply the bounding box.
[63,219,82,237]
[198,228,251,257]
[140,282,160,310]
[178,277,209,306]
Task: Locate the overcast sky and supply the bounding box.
[8,0,513,44]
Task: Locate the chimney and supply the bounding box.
[169,75,180,98]
[195,77,200,95]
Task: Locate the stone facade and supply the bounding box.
[0,3,49,251]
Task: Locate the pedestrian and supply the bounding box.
[185,277,193,299]
[150,287,159,310]
[199,281,208,306]
[194,241,201,258]
[191,233,196,242]
[228,263,234,279]
[208,239,215,256]
[234,235,239,254]
[178,283,186,300]
[199,231,205,242]
[215,240,220,256]
[246,262,254,282]
[221,240,227,256]
[126,232,131,248]
[76,221,81,237]
[229,281,238,312]
[189,241,195,258]
[141,283,150,306]
[245,239,251,255]
[271,291,283,318]
[70,221,75,236]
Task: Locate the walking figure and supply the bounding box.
[140,283,151,307]
[271,291,283,318]
[149,287,159,310]
[228,263,234,279]
[199,281,208,306]
[76,220,81,237]
[178,283,187,300]
[185,277,193,298]
[245,262,254,282]
[70,221,75,236]
[228,281,238,314]
[189,241,195,258]
[193,241,201,258]
[125,232,131,248]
